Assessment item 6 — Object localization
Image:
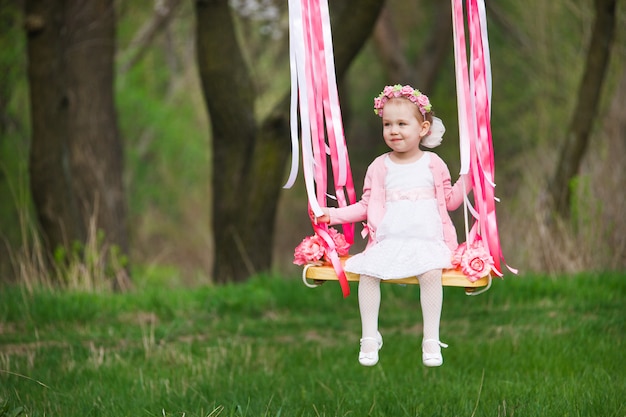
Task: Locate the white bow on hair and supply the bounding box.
[421,116,445,149]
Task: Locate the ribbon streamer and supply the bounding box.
[286,0,356,297]
[451,0,516,276]
[288,0,514,296]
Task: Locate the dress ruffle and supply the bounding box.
[345,238,452,279]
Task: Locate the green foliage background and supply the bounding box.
[1,1,625,282]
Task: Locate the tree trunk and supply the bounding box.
[195,0,257,283]
[0,1,23,135]
[372,6,412,84]
[415,1,452,91]
[547,0,617,218]
[195,0,384,283]
[25,0,129,284]
[373,2,451,93]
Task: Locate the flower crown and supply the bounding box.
[373,84,433,118]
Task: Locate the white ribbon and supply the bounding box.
[286,0,322,216]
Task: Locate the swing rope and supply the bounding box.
[451,0,516,277]
[287,0,515,297]
[286,0,357,297]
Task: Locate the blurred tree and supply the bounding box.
[118,0,183,75]
[373,1,451,93]
[0,0,27,282]
[25,0,129,287]
[547,0,618,218]
[0,1,23,136]
[195,0,385,283]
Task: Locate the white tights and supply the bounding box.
[358,270,443,355]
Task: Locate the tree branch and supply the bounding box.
[372,2,451,93]
[548,0,617,217]
[119,0,183,74]
[372,6,412,84]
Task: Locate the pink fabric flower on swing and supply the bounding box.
[461,246,493,282]
[328,227,350,256]
[451,242,466,267]
[293,228,350,265]
[451,240,494,282]
[293,235,325,266]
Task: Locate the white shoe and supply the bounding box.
[422,339,448,367]
[359,331,383,366]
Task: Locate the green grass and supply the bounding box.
[1,271,624,417]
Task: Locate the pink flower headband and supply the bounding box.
[373,84,433,118]
[373,84,445,148]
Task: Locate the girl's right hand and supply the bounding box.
[316,208,331,224]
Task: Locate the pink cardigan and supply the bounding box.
[328,152,471,252]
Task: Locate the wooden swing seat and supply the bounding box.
[303,257,491,293]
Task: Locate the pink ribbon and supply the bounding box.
[287,0,357,297]
[452,0,516,276]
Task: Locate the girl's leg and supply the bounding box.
[418,269,443,355]
[358,274,381,353]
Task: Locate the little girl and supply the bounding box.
[316,84,471,367]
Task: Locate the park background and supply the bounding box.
[0,1,625,416]
[1,0,624,283]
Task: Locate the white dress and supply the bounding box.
[345,153,452,280]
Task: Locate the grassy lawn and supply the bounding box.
[1,270,624,416]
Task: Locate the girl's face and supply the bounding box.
[382,99,431,162]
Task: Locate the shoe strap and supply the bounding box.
[423,339,449,349]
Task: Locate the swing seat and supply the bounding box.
[303,257,492,294]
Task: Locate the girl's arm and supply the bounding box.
[446,173,472,211]
[315,203,367,225]
[433,153,472,211]
[318,163,375,225]
[327,201,368,225]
